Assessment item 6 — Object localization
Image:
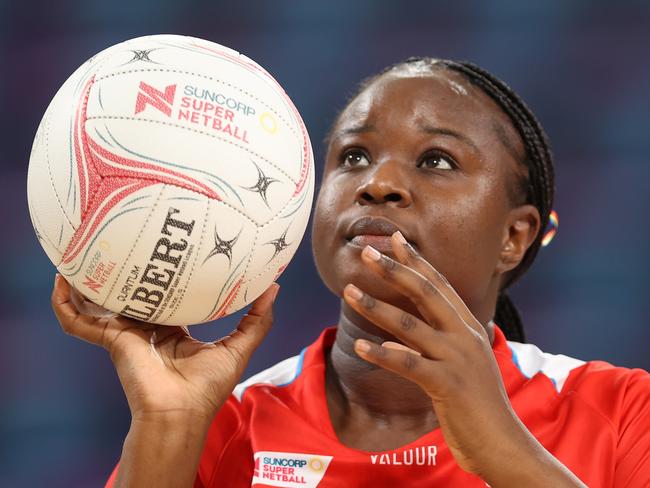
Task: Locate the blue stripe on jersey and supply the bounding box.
[278,347,307,387]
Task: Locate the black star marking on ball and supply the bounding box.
[242,160,279,208]
[203,226,241,266]
[265,227,291,263]
[122,49,160,65]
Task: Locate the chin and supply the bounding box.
[314,238,416,311]
[337,258,418,312]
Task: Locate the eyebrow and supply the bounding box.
[334,122,482,155]
[338,123,376,135]
[418,124,480,153]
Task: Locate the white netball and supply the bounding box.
[27,34,314,326]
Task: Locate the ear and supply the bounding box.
[495,204,541,275]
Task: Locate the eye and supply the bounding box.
[418,151,456,170]
[340,149,370,168]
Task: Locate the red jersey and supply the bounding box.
[106,325,650,487]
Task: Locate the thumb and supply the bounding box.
[218,283,279,364]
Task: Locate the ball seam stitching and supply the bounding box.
[100,185,166,307]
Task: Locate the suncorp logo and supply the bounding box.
[264,457,308,468]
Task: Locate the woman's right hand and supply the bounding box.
[51,274,278,423]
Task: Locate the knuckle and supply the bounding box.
[226,342,248,365]
[99,320,111,349]
[381,255,397,273]
[265,308,275,326]
[420,278,437,296]
[405,243,419,259]
[449,370,465,390]
[361,294,376,310]
[400,313,417,332]
[403,351,418,371]
[434,269,451,288]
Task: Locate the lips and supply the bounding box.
[345,216,413,253]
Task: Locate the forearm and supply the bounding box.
[113,413,212,488]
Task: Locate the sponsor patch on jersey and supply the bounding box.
[252,451,333,487]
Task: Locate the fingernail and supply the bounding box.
[345,284,363,301]
[394,231,407,246]
[363,245,381,261]
[355,339,371,353]
[54,273,61,284]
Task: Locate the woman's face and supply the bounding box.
[312,69,534,318]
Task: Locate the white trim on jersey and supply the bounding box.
[506,340,586,394]
[233,348,306,401]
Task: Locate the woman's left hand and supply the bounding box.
[343,231,567,485]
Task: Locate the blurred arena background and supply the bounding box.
[1,1,649,486]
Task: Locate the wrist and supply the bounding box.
[131,409,215,434]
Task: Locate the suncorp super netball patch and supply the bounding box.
[252,451,333,487]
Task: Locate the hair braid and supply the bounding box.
[494,292,526,342]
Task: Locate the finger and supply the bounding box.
[390,231,483,333]
[354,338,442,391]
[245,282,280,320]
[70,285,114,317]
[53,274,158,351]
[359,245,459,332]
[220,283,279,362]
[343,283,445,359]
[382,341,422,356]
[52,273,111,347]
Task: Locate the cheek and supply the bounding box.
[311,177,345,292]
[312,178,340,241]
[420,182,507,303]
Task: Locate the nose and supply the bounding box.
[354,161,412,207]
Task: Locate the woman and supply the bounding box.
[52,58,649,487]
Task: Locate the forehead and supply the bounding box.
[334,70,524,162]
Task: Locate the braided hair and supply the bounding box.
[343,57,556,343]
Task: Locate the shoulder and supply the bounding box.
[505,339,588,393]
[505,336,650,422]
[490,327,650,486]
[231,326,336,402]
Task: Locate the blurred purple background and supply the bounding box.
[1,1,649,486]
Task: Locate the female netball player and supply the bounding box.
[51,58,649,487]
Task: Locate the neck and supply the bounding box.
[326,302,435,426]
[326,301,496,420]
